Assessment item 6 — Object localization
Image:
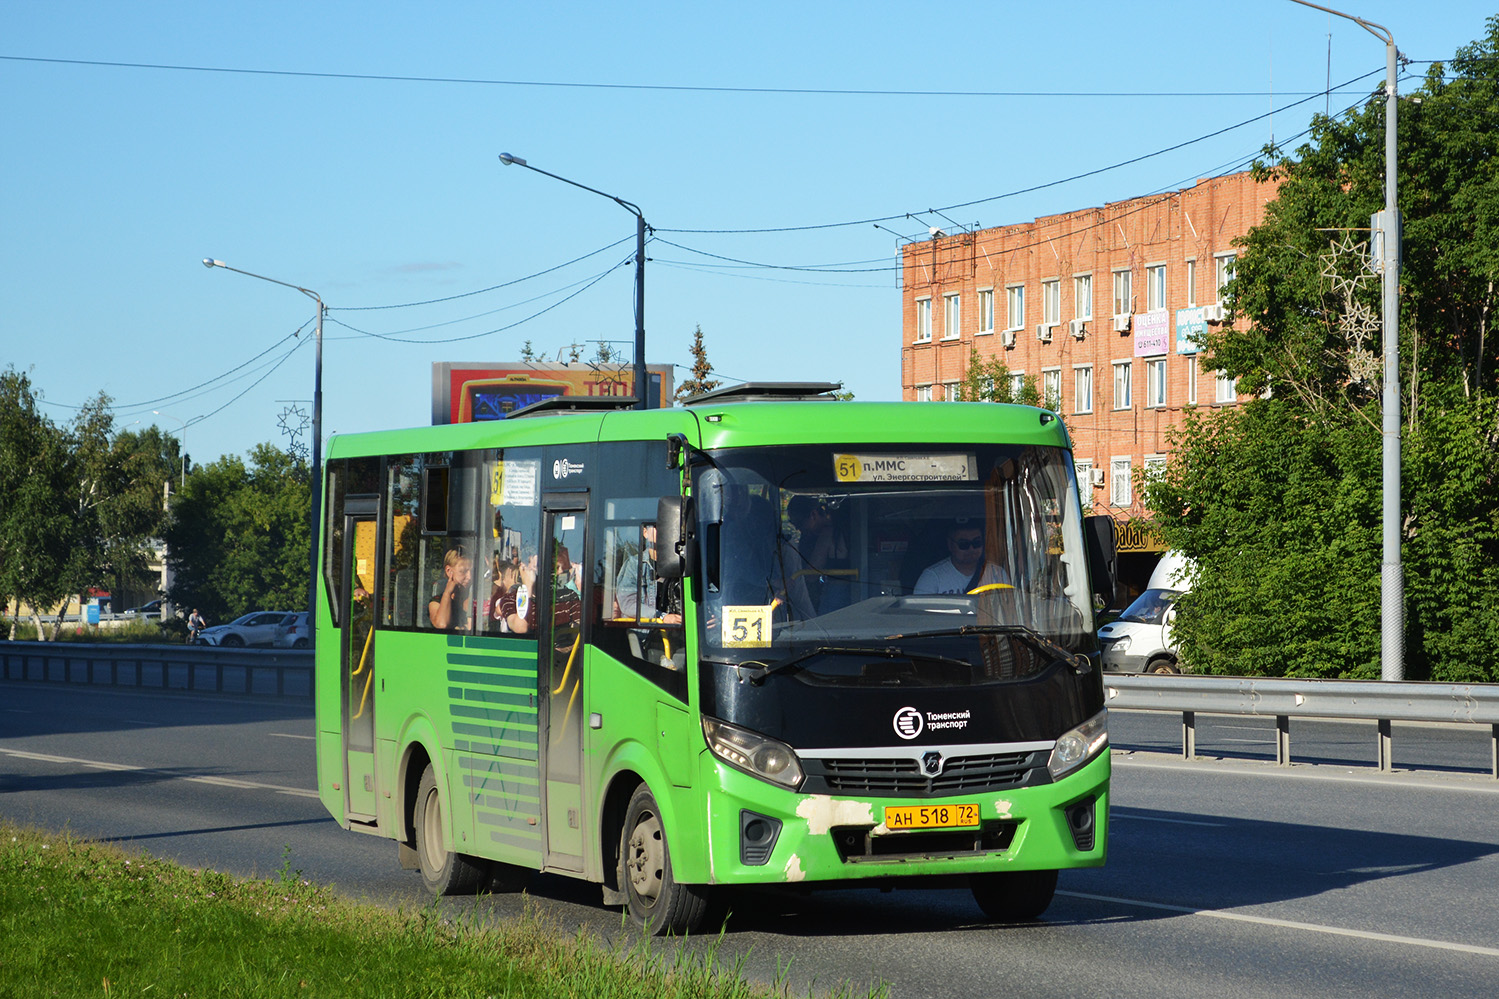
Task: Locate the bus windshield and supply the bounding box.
[693,443,1096,667]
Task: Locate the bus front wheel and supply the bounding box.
[413,764,491,896]
[619,784,709,935]
[970,869,1058,923]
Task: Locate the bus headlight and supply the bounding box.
[703,717,804,789]
[1047,710,1108,780]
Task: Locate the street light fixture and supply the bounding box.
[202,258,325,617]
[1287,0,1403,681]
[497,153,651,410]
[151,410,192,489]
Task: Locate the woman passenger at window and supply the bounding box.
[428,547,472,631]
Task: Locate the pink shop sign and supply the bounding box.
[1133,309,1171,356]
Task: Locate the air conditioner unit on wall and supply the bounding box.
[1069,318,1088,339]
[1113,313,1132,333]
[1091,469,1106,487]
[1203,303,1227,323]
[1036,323,1053,343]
[1001,329,1017,348]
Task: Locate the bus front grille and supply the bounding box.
[804,751,1045,797]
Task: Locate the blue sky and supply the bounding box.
[3,1,1493,466]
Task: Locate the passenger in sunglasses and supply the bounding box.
[914,519,1010,594]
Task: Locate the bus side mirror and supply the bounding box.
[656,496,694,580]
[1084,514,1118,610]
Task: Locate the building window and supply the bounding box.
[1006,285,1025,330]
[1112,360,1132,410]
[1187,358,1198,405]
[1112,269,1132,317]
[1215,253,1236,303]
[1074,365,1093,414]
[1074,459,1094,496]
[1185,258,1197,307]
[1042,368,1061,411]
[915,298,931,342]
[1110,457,1132,507]
[915,383,933,402]
[977,288,994,335]
[943,293,961,340]
[1215,370,1238,404]
[1042,279,1061,326]
[1009,372,1026,400]
[942,380,960,401]
[1146,264,1167,312]
[1146,357,1167,408]
[1144,454,1168,483]
[1074,273,1093,319]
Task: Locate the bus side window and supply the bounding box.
[383,455,423,629]
[479,449,541,639]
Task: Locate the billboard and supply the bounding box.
[431,362,675,425]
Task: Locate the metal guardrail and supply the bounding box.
[0,641,313,699]
[1105,673,1499,778]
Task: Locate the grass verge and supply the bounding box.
[0,821,883,998]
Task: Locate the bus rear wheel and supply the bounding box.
[619,784,709,935]
[970,869,1058,923]
[413,764,491,896]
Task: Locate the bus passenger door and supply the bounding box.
[539,497,587,871]
[342,499,379,823]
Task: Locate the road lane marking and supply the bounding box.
[0,747,319,798]
[270,733,315,740]
[1059,889,1499,958]
[1110,813,1223,827]
[1113,756,1499,793]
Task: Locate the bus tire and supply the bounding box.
[1146,657,1180,675]
[970,869,1058,923]
[619,783,709,935]
[413,764,490,896]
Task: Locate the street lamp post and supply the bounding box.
[202,259,325,618]
[497,153,650,410]
[1288,0,1403,680]
[152,410,190,489]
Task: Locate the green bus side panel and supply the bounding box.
[446,635,544,867]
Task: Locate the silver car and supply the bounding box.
[195,611,294,647]
[273,612,311,649]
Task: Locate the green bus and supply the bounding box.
[315,384,1116,933]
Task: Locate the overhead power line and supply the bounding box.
[659,66,1386,235]
[0,54,1339,98]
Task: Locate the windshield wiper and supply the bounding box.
[735,645,972,685]
[887,625,1093,676]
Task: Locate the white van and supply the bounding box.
[1098,550,1194,674]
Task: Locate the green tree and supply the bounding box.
[954,348,1040,405]
[0,368,77,638]
[1149,17,1499,681]
[675,325,722,401]
[65,394,176,620]
[163,443,312,623]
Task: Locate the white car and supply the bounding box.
[273,612,311,649]
[195,611,295,647]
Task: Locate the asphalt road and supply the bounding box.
[3,684,1498,998]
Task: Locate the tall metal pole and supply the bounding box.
[1377,34,1403,681]
[202,259,325,620]
[498,153,651,409]
[1287,1,1402,679]
[152,410,190,489]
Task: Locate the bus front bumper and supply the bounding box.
[699,750,1109,887]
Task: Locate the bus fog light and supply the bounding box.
[703,717,804,788]
[1047,710,1108,780]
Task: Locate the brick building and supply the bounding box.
[900,171,1277,576]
